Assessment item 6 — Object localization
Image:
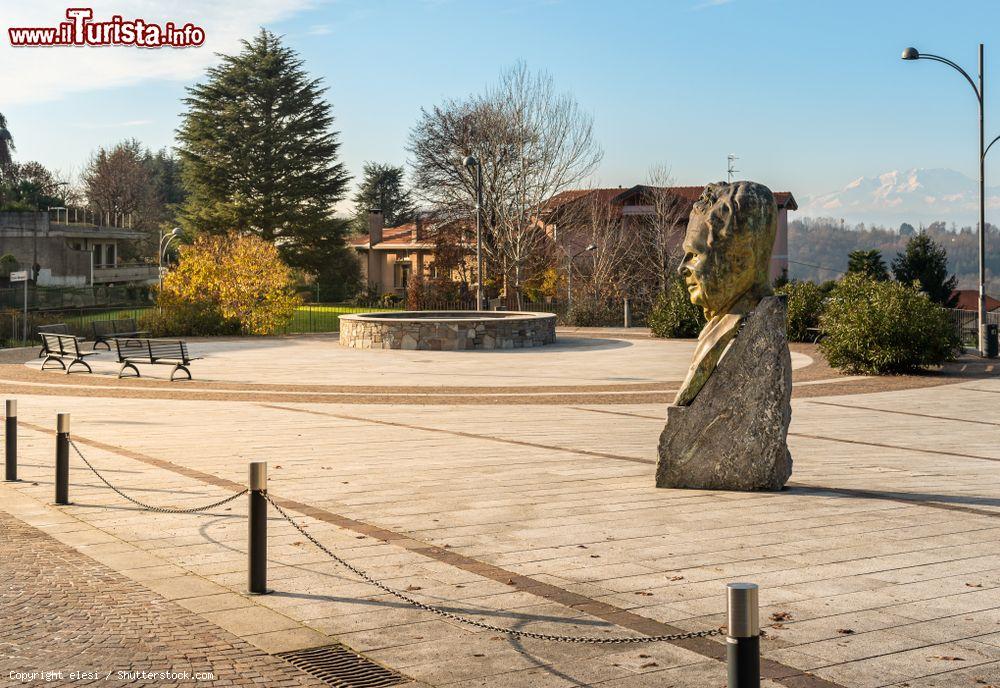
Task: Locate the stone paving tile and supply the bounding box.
[0,508,330,687]
[3,349,1000,687]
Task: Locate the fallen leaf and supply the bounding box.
[505,578,515,585]
[577,544,587,549]
[836,628,855,635]
[472,653,485,658]
[634,591,654,597]
[590,554,600,558]
[638,654,650,658]
[966,582,983,588]
[640,662,658,668]
[771,622,785,629]
[669,576,685,581]
[405,585,422,591]
[929,656,965,661]
[770,611,793,622]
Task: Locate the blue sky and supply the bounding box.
[3,0,999,222]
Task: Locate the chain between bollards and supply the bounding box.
[4,400,16,482]
[247,461,269,595]
[727,582,761,688]
[55,413,70,505]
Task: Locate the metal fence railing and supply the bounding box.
[946,308,1000,349]
[1,297,638,349]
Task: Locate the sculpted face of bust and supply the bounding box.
[672,181,778,407]
[679,182,777,319]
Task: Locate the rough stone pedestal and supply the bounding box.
[656,296,792,491]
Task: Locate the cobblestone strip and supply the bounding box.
[0,508,331,688]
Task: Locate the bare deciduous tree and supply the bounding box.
[408,62,602,306]
[635,165,690,297]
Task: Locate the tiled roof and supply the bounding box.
[351,219,470,250]
[952,289,1000,311]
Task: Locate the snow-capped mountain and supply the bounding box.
[799,168,1000,227]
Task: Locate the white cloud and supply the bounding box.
[0,0,318,105]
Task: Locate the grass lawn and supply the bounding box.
[285,304,401,333]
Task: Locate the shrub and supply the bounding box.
[147,233,299,336]
[819,274,960,375]
[776,280,826,342]
[407,276,463,310]
[568,299,620,327]
[648,274,705,338]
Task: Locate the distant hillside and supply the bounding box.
[788,218,1000,297]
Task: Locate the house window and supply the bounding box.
[394,260,412,290]
[105,243,116,267]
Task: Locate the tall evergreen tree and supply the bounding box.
[891,233,959,307]
[351,162,416,231]
[0,112,13,174]
[176,29,355,286]
[846,249,889,281]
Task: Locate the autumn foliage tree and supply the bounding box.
[151,233,298,336]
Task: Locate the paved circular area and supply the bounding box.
[15,333,810,386]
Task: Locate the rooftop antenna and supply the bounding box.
[727,154,739,183]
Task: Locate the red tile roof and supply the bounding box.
[350,219,471,250]
[951,289,1000,311]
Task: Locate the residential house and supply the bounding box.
[349,210,440,296]
[349,184,798,296]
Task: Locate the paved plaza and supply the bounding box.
[1,332,999,687]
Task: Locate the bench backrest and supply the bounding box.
[37,323,70,337]
[149,339,189,363]
[112,318,139,334]
[41,333,83,357]
[116,338,190,364]
[92,320,115,338]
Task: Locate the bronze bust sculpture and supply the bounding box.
[656,181,793,491]
[674,181,777,406]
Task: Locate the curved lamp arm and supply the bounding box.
[985,134,1000,160]
[916,53,982,103]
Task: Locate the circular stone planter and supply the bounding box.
[339,311,557,351]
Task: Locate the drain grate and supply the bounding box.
[277,644,409,688]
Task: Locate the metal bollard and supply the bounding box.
[727,582,760,688]
[55,413,70,505]
[5,400,16,482]
[248,461,270,594]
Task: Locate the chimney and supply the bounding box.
[368,208,383,245]
[414,215,424,241]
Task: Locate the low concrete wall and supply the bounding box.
[340,311,557,351]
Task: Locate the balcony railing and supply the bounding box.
[92,264,159,284]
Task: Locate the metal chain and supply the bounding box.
[69,438,248,514]
[264,493,722,644]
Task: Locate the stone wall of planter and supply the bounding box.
[339,312,557,350]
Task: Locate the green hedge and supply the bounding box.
[819,274,960,374]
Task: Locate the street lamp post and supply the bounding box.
[462,156,484,311]
[158,227,182,293]
[567,243,597,312]
[902,44,993,356]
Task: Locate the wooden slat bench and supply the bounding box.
[92,317,149,350]
[39,333,99,374]
[114,338,200,381]
[37,323,71,358]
